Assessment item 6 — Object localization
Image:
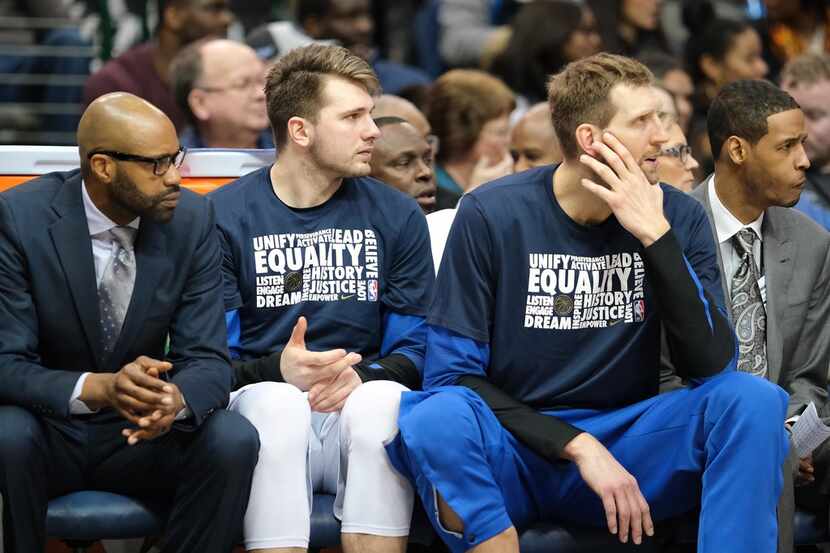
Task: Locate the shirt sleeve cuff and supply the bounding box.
[174,399,192,421]
[69,372,99,415]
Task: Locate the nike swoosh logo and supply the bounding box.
[340,294,355,300]
[607,318,624,326]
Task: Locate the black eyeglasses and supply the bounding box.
[87,148,186,176]
[661,144,692,164]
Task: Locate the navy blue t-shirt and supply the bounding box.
[210,166,434,360]
[427,164,723,410]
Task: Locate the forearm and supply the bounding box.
[231,350,284,390]
[78,372,113,410]
[0,359,83,418]
[356,312,426,390]
[457,374,582,462]
[785,249,830,418]
[786,385,826,420]
[644,230,735,378]
[353,354,421,390]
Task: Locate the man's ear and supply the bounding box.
[188,89,210,123]
[89,154,115,183]
[575,124,599,157]
[287,116,312,148]
[726,136,748,166]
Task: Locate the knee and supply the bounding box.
[399,391,480,462]
[706,372,788,426]
[0,406,43,463]
[232,382,310,450]
[199,410,260,472]
[340,381,407,448]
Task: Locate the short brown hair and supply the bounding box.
[780,53,830,89]
[548,53,653,159]
[426,69,515,163]
[265,44,380,147]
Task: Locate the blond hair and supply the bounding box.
[780,53,830,89]
[265,44,380,147]
[548,53,653,159]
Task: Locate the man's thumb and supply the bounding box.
[288,316,308,348]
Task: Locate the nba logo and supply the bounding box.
[368,279,378,301]
[633,300,645,322]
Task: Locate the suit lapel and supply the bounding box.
[105,219,165,367]
[48,175,103,367]
[762,210,793,385]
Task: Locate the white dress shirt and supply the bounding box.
[68,181,140,414]
[707,176,766,304]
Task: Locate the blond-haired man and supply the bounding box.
[386,53,788,553]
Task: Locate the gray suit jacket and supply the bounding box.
[690,182,830,419]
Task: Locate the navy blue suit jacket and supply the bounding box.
[0,169,231,427]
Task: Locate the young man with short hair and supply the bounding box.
[692,78,830,537]
[386,53,789,553]
[210,44,433,553]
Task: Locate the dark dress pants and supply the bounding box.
[0,405,259,553]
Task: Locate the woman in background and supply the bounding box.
[684,15,768,176]
[491,1,602,104]
[589,0,671,58]
[427,69,515,195]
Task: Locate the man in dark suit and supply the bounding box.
[0,92,259,553]
[689,79,830,547]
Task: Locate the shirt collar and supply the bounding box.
[82,180,140,237]
[707,175,764,245]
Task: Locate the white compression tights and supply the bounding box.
[229,380,414,551]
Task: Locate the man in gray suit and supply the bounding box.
[690,79,830,544]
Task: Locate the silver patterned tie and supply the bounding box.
[730,228,767,377]
[98,226,136,356]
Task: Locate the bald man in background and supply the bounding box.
[374,94,432,138]
[0,92,258,553]
[510,102,562,172]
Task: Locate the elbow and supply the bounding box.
[681,325,738,379]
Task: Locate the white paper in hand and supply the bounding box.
[791,402,830,458]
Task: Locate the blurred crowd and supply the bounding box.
[2,0,830,228]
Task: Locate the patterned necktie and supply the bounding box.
[98,226,136,356]
[730,228,767,377]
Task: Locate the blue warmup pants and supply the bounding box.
[386,371,789,553]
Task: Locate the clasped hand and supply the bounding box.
[105,356,184,445]
[280,316,363,412]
